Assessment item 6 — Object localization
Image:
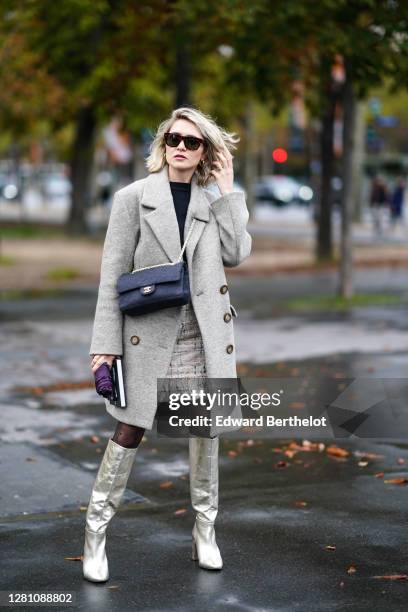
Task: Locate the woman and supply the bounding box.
[84,106,252,582]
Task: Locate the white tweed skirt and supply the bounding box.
[163,300,207,395]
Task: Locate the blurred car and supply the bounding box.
[205,180,247,200]
[254,175,314,206]
[43,173,72,200]
[232,180,247,199]
[0,173,21,201]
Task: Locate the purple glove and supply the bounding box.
[94,363,113,399]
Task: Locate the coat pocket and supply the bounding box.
[230,304,238,318]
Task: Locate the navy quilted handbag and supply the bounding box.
[117,219,196,316]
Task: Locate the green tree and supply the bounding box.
[196,0,408,285]
[1,0,172,233]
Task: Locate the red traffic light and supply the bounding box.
[272,148,288,163]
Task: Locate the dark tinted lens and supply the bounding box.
[184,136,202,151]
[165,133,182,147]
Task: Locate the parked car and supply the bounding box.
[0,173,21,201]
[205,180,247,199]
[43,173,72,200]
[254,175,313,206]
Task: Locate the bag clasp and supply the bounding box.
[141,285,156,295]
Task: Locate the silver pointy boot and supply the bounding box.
[189,435,223,570]
[82,438,138,582]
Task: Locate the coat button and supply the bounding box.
[224,312,232,323]
[130,335,140,345]
[220,284,228,294]
[226,344,234,354]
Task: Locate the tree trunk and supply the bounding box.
[339,62,357,298]
[352,101,366,223]
[67,105,97,234]
[175,38,191,106]
[316,57,336,261]
[242,101,256,215]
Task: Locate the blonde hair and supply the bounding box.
[145,106,240,187]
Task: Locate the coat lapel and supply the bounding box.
[140,165,209,264]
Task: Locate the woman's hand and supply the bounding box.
[90,354,116,374]
[210,145,234,196]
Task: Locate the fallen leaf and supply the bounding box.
[384,477,408,485]
[228,450,238,458]
[373,574,408,580]
[159,480,173,489]
[327,455,348,463]
[326,445,349,458]
[14,380,94,394]
[374,472,385,478]
[288,442,305,451]
[325,545,336,551]
[347,565,357,574]
[174,507,187,516]
[90,435,100,444]
[276,460,288,468]
[294,500,308,507]
[255,368,269,376]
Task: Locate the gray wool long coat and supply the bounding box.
[89,164,252,429]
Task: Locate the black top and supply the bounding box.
[169,181,191,263]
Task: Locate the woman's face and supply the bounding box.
[165,119,205,175]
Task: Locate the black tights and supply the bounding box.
[111,421,145,449]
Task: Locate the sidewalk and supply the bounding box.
[2,285,408,611]
[2,219,408,291]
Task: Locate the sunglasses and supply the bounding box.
[164,132,206,151]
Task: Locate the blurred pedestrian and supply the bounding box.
[369,176,389,235]
[390,176,405,228]
[95,170,113,210]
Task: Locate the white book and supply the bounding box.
[109,356,127,409]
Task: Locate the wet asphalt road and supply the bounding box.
[1,269,408,611]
